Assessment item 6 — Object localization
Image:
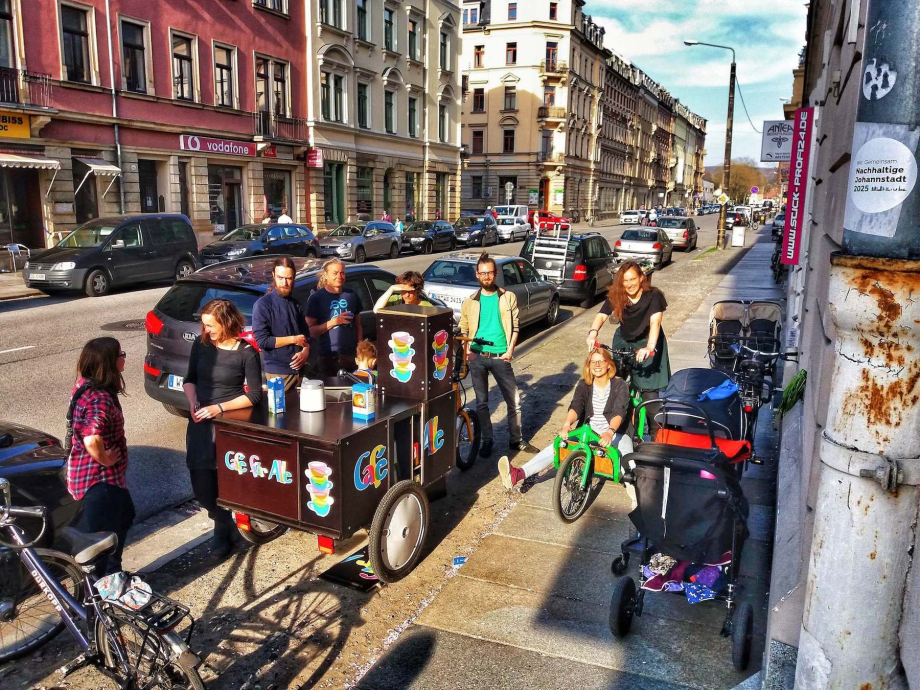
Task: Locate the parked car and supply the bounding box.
[619,210,641,224]
[400,220,457,254]
[656,216,699,251]
[494,205,531,242]
[200,223,318,266]
[528,209,567,230]
[453,215,498,247]
[614,227,674,267]
[726,211,749,229]
[771,212,786,239]
[522,232,617,308]
[144,258,398,416]
[319,221,400,262]
[23,214,198,297]
[422,252,560,327]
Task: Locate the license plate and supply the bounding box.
[203,258,219,265]
[539,270,563,279]
[167,375,184,391]
[321,248,336,255]
[31,273,46,281]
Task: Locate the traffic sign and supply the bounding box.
[719,193,729,203]
[750,186,759,194]
[504,182,514,193]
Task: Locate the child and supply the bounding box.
[355,340,377,381]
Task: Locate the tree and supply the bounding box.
[709,158,768,203]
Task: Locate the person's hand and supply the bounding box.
[290,347,309,370]
[559,422,573,437]
[500,350,513,362]
[329,312,354,328]
[194,404,221,421]
[636,347,654,363]
[586,335,598,349]
[292,334,308,347]
[599,429,614,448]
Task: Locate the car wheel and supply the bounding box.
[389,243,399,259]
[175,259,195,281]
[84,269,110,297]
[545,296,560,326]
[305,248,317,258]
[423,241,433,255]
[579,280,596,309]
[355,246,366,263]
[450,238,457,251]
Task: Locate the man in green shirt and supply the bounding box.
[459,254,539,457]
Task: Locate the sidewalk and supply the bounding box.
[355,234,783,689]
[0,271,40,301]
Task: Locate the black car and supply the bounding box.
[23,214,199,297]
[144,257,399,416]
[200,223,318,266]
[453,215,499,247]
[401,220,457,254]
[522,232,617,308]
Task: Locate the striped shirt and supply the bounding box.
[589,384,611,435]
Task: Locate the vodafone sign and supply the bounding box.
[179,135,256,157]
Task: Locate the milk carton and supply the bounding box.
[268,376,286,415]
[352,383,376,420]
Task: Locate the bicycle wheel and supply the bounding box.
[97,605,205,689]
[455,408,480,471]
[0,548,84,663]
[552,450,601,524]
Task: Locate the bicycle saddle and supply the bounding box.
[62,527,118,566]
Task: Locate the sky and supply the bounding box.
[589,0,808,166]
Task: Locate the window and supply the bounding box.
[273,60,288,117]
[320,72,344,122]
[254,0,287,12]
[541,130,552,156]
[503,86,516,111]
[502,129,514,153]
[121,21,147,93]
[501,262,522,285]
[463,9,467,24]
[323,162,345,225]
[61,5,91,83]
[385,90,395,133]
[357,82,369,128]
[473,45,483,68]
[546,41,557,68]
[319,0,343,28]
[172,34,194,100]
[0,0,13,69]
[549,2,557,20]
[214,45,234,107]
[518,260,538,282]
[408,19,418,59]
[405,172,418,218]
[357,0,368,41]
[508,2,517,20]
[384,8,394,51]
[505,42,516,65]
[438,103,447,142]
[472,130,484,154]
[356,167,373,215]
[471,176,483,199]
[472,88,484,112]
[543,85,555,106]
[408,96,418,137]
[439,32,448,70]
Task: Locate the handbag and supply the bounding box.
[63,382,96,452]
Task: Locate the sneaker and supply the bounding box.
[480,439,493,458]
[498,456,526,490]
[509,440,540,454]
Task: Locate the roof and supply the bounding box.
[435,251,517,264]
[185,256,392,289]
[87,213,190,224]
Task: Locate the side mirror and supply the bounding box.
[111,239,125,249]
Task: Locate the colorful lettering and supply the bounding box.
[424,417,445,454]
[268,460,293,484]
[355,444,389,491]
[224,450,291,484]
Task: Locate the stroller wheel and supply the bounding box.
[609,576,637,638]
[611,553,630,575]
[731,602,754,671]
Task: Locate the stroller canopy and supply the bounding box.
[656,368,746,441]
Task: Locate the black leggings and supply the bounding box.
[78,482,135,576]
[189,469,233,541]
[638,389,662,439]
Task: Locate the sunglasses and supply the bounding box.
[119,351,127,358]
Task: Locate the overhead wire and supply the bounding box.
[735,77,762,134]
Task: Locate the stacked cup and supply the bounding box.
[431,329,450,380]
[306,461,334,518]
[388,331,416,382]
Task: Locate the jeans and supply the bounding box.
[77,482,135,576]
[189,469,234,545]
[469,356,522,444]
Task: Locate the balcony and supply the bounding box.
[0,67,52,109]
[537,106,566,120]
[537,151,565,164]
[539,60,569,76]
[253,111,307,141]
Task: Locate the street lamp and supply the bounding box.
[684,39,736,249]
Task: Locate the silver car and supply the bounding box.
[495,216,530,242]
[319,221,401,263]
[422,252,560,327]
[656,216,698,251]
[614,227,674,267]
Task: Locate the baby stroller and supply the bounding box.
[609,400,754,671]
[708,301,747,372]
[746,301,783,377]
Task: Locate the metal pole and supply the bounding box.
[717,61,736,249]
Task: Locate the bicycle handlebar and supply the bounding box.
[591,342,637,361]
[0,477,50,549]
[455,336,494,347]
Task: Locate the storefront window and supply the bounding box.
[323,162,345,225]
[405,172,418,221]
[0,168,44,247]
[435,173,448,218]
[356,167,373,216]
[263,168,291,221]
[208,165,243,234]
[73,158,98,224]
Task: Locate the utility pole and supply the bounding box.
[795,0,920,687]
[718,60,736,249]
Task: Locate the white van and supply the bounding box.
[494,204,531,242]
[620,210,641,224]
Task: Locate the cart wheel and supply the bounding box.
[369,480,430,584]
[731,602,754,671]
[611,553,630,575]
[552,450,600,524]
[609,576,637,638]
[455,408,481,472]
[237,517,289,546]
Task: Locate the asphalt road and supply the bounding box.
[0,214,723,519]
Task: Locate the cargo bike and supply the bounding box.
[214,304,464,584]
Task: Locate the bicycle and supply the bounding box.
[452,334,494,471]
[0,477,204,687]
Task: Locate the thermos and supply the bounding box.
[300,379,326,413]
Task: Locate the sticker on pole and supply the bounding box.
[848,137,917,214]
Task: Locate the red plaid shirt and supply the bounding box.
[66,378,129,500]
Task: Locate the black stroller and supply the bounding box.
[609,400,754,671]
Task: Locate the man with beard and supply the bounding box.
[252,256,311,390]
[459,253,539,458]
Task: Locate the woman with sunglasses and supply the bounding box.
[373,270,434,312]
[67,337,134,575]
[498,347,633,491]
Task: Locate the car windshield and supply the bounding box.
[621,230,659,241]
[56,219,119,248]
[155,284,262,324]
[623,210,639,215]
[494,206,515,216]
[329,225,363,237]
[455,217,484,229]
[424,260,479,286]
[657,218,686,228]
[498,218,516,225]
[217,226,262,242]
[406,222,432,233]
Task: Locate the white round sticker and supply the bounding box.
[850,137,917,213]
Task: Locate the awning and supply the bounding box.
[0,153,61,170]
[73,157,122,199]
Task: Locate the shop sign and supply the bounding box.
[782,107,815,265]
[306,149,324,168]
[179,134,255,157]
[0,111,30,139]
[528,189,539,205]
[261,145,294,160]
[760,120,794,162]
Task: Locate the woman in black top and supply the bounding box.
[183,299,262,558]
[585,261,671,436]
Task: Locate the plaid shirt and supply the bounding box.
[66,378,128,500]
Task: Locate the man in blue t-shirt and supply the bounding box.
[306,259,363,377]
